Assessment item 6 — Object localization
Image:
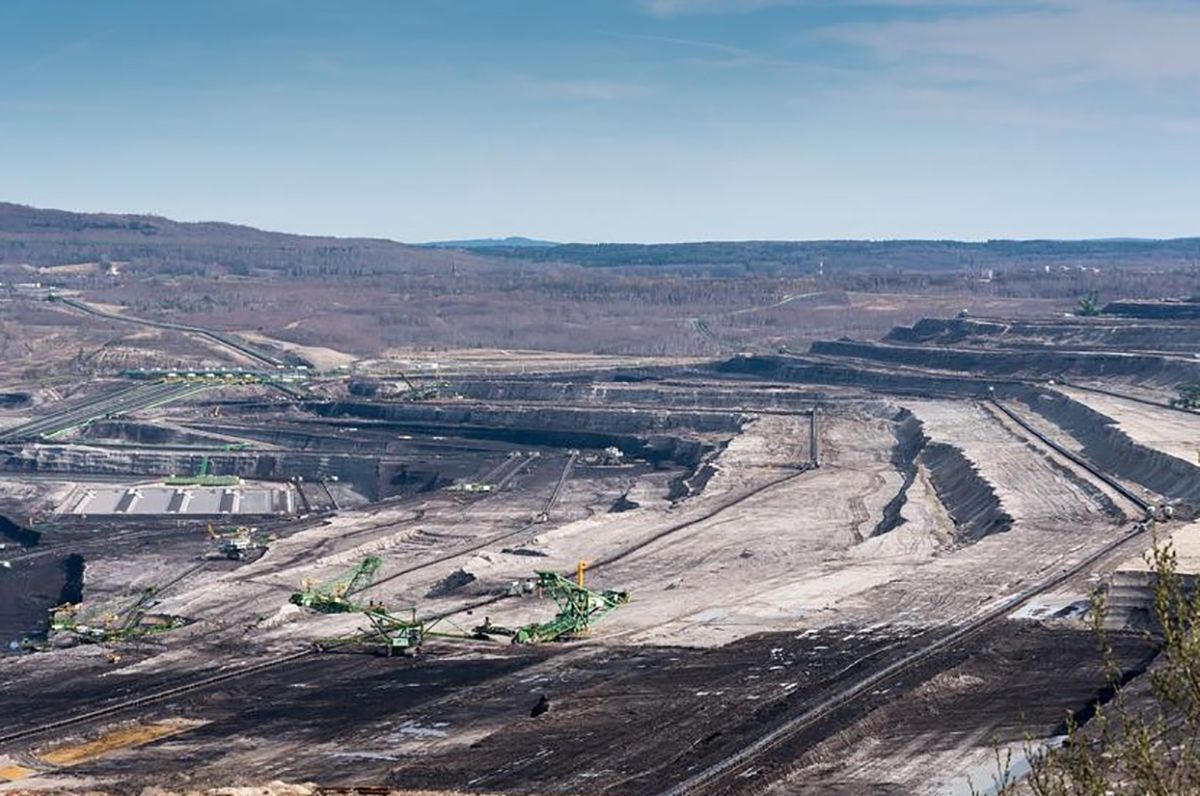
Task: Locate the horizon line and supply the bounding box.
[5,200,1200,248]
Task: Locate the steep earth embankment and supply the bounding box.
[1017,390,1200,510]
[919,442,1014,543]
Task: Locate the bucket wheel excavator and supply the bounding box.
[289,556,382,613]
[474,561,629,645]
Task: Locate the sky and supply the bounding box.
[2,0,1199,243]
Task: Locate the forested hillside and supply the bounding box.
[479,238,1200,272]
[4,201,1199,359]
[0,202,490,277]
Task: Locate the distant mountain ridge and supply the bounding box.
[2,202,1198,275]
[420,236,559,249]
[0,202,497,276]
[478,237,1200,271]
[0,202,296,240]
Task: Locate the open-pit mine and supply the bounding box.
[4,293,1200,795]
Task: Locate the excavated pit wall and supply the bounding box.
[210,417,713,472]
[1104,567,1200,633]
[1105,571,1165,631]
[846,404,1013,545]
[2,447,402,500]
[1019,389,1200,511]
[182,416,713,466]
[82,421,234,447]
[302,401,734,468]
[308,401,743,435]
[447,378,830,413]
[810,340,1200,386]
[886,317,1012,345]
[0,516,82,647]
[871,409,928,537]
[886,317,1200,353]
[6,402,735,500]
[713,354,1200,514]
[920,442,1014,543]
[713,355,1020,398]
[0,514,40,547]
[1104,301,1200,320]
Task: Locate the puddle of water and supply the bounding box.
[945,736,1066,796]
[1010,595,1089,621]
[331,751,400,761]
[385,721,450,740]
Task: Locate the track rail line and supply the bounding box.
[0,650,313,747]
[592,467,810,572]
[391,458,806,595]
[1055,381,1200,417]
[656,403,1157,796]
[50,295,282,368]
[987,398,1153,514]
[420,464,815,625]
[538,450,578,520]
[365,522,540,592]
[374,462,808,592]
[1,384,159,441]
[0,370,1166,763]
[2,384,1159,773]
[0,384,134,439]
[0,462,815,748]
[658,515,1157,796]
[2,525,203,566]
[0,381,213,442]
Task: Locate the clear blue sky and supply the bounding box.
[3,0,1198,242]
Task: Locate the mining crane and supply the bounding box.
[289,556,382,613]
[206,523,268,561]
[474,561,630,645]
[396,370,441,401]
[320,606,479,656]
[50,587,185,645]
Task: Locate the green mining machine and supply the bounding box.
[320,606,474,656]
[301,558,629,656]
[205,523,271,561]
[289,556,382,613]
[165,455,240,487]
[474,564,630,645]
[49,587,186,645]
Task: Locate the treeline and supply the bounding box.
[7,202,1200,280]
[0,202,485,277]
[481,238,1200,272]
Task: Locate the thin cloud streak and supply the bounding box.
[514,78,659,100]
[609,30,817,70]
[787,0,1200,129]
[642,0,1043,16]
[10,28,114,77]
[823,0,1200,84]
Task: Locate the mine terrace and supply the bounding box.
[4,248,1200,795]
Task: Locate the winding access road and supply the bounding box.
[48,294,284,368]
